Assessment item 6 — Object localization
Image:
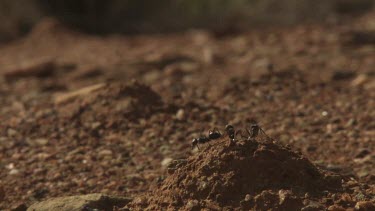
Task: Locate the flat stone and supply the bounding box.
[27,193,132,211]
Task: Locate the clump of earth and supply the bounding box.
[128,138,342,210]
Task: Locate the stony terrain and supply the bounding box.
[0,11,374,210]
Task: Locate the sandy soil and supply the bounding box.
[0,12,374,210]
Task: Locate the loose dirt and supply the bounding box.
[129,138,343,210]
[0,12,374,210]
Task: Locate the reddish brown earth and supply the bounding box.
[0,12,374,210]
[129,139,343,210]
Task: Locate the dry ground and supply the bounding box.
[0,12,374,210]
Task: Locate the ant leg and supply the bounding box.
[208,129,213,141]
[229,138,236,147]
[247,128,257,140]
[198,128,206,140]
[240,131,248,139]
[259,127,272,141]
[235,130,242,140]
[213,127,221,133]
[199,128,204,137]
[246,128,251,137]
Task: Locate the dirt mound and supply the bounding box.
[0,81,176,208]
[129,139,342,210]
[57,81,166,123]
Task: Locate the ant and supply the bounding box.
[225,124,245,145]
[225,125,235,140]
[191,128,222,150]
[225,124,251,144]
[246,122,272,141]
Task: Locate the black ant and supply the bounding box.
[246,122,272,141]
[208,128,222,140]
[225,125,235,139]
[192,128,222,149]
[226,124,244,146]
[225,124,250,144]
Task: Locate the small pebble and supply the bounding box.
[161,157,173,168]
[9,169,20,175]
[134,197,147,205]
[351,74,368,87]
[6,163,15,169]
[186,199,199,209]
[91,122,102,130]
[7,128,17,137]
[244,194,252,201]
[175,109,185,120]
[98,149,113,157]
[278,189,292,203]
[327,205,346,211]
[34,138,49,146]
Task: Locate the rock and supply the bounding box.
[9,169,20,175]
[301,201,325,211]
[91,122,102,130]
[133,196,147,206]
[244,194,252,202]
[34,138,49,146]
[278,190,303,210]
[240,194,254,210]
[27,193,132,211]
[161,157,173,168]
[350,73,375,90]
[7,128,18,137]
[328,205,346,211]
[143,70,160,83]
[351,74,368,87]
[186,199,199,210]
[175,109,185,120]
[98,149,113,157]
[301,205,323,211]
[355,201,375,211]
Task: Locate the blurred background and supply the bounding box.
[0,0,374,43]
